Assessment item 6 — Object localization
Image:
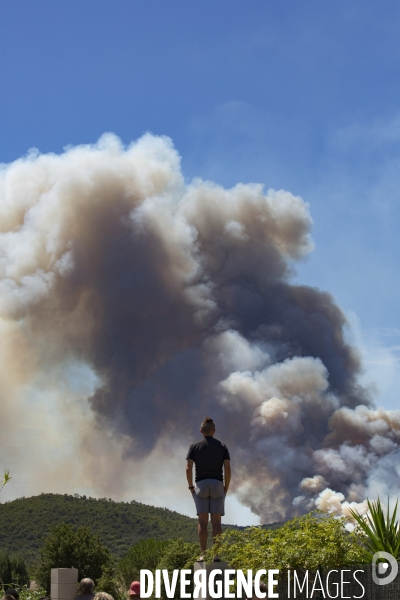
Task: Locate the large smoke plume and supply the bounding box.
[1,133,399,521]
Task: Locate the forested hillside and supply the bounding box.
[0,493,200,566]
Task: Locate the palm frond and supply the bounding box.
[0,469,11,493]
[349,497,400,559]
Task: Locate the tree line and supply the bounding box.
[0,508,387,600]
[0,493,202,566]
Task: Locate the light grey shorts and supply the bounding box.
[192,478,225,515]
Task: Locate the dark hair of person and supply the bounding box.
[80,578,95,594]
[246,581,268,600]
[200,416,215,434]
[3,595,17,600]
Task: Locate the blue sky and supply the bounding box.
[1,1,400,517]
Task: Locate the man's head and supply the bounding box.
[4,591,19,600]
[80,579,94,595]
[200,416,215,436]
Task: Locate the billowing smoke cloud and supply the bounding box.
[1,133,399,521]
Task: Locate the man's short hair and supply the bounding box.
[200,416,215,434]
[80,579,94,594]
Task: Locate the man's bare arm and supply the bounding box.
[223,459,231,495]
[186,459,195,493]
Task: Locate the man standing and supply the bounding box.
[186,416,231,560]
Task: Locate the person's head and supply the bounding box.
[129,581,140,598]
[80,579,95,595]
[248,581,268,600]
[200,416,215,436]
[4,590,19,600]
[3,595,17,600]
[94,594,113,600]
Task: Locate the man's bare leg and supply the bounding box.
[210,513,222,559]
[198,512,209,557]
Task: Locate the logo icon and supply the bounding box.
[372,551,398,585]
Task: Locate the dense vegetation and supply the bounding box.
[115,513,367,599]
[214,511,367,576]
[350,497,400,560]
[0,493,200,566]
[117,538,199,600]
[117,539,174,587]
[0,551,30,587]
[2,494,375,600]
[0,493,249,568]
[35,524,114,594]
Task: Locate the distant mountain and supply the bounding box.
[0,493,260,567]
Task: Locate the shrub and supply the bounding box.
[214,511,366,578]
[0,550,12,588]
[117,538,198,600]
[0,552,29,589]
[10,584,47,600]
[96,562,125,600]
[117,539,173,588]
[156,539,199,599]
[34,523,113,593]
[10,555,30,587]
[156,539,199,572]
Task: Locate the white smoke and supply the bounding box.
[0,133,399,521]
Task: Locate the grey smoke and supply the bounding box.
[0,133,398,521]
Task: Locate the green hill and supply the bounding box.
[0,493,201,567]
[0,493,254,568]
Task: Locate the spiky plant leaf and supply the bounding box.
[0,469,11,493]
[349,497,400,560]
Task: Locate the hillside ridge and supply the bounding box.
[0,493,199,566]
[0,493,259,566]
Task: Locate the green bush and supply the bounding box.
[214,511,366,578]
[156,539,199,572]
[0,552,29,589]
[117,538,199,600]
[9,584,47,600]
[96,562,125,600]
[34,523,113,593]
[0,550,12,588]
[10,555,30,587]
[117,539,174,588]
[156,539,199,599]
